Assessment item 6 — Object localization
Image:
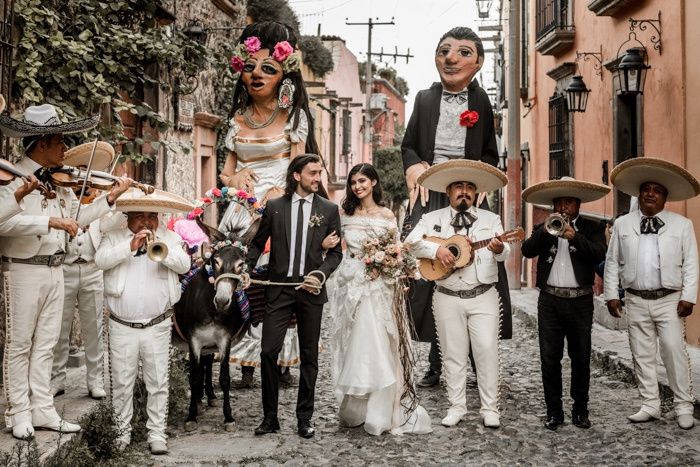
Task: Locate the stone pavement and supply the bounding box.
[155,304,700,465]
[511,288,700,412]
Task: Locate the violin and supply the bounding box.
[50,166,155,195]
[0,159,56,199]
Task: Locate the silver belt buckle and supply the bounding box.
[132,322,144,329]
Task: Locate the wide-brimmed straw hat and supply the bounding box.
[63,141,114,171]
[522,177,610,205]
[0,104,100,138]
[610,157,700,202]
[0,95,6,114]
[116,188,195,214]
[417,159,508,193]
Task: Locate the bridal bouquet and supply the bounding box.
[360,229,418,282]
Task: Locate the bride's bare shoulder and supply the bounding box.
[378,207,395,221]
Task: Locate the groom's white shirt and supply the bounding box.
[287,192,314,277]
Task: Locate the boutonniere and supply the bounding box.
[459,110,479,128]
[308,213,324,228]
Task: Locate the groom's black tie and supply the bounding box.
[292,199,306,280]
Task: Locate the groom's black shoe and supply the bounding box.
[297,419,315,439]
[254,418,280,435]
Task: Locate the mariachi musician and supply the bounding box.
[0,104,131,440]
[95,188,191,455]
[405,160,509,429]
[51,141,117,401]
[520,177,609,431]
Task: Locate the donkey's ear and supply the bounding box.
[195,217,227,243]
[239,216,262,246]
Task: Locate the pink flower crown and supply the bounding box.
[230,36,301,74]
[187,187,264,221]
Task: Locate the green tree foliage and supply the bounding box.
[13,0,211,162]
[378,67,409,97]
[373,146,407,209]
[299,35,334,77]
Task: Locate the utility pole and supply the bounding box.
[506,0,522,289]
[345,17,396,146]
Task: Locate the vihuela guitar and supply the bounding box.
[419,227,525,281]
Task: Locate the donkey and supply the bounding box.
[173,220,252,431]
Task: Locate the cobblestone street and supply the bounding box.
[152,314,700,466]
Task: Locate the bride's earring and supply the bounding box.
[278,78,295,109]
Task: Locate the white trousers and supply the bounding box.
[432,286,500,417]
[626,291,694,416]
[2,263,64,427]
[109,318,171,444]
[51,262,105,392]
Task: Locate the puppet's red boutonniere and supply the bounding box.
[459,110,479,128]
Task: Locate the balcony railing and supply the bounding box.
[535,0,575,56]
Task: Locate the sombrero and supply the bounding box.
[417,159,508,193]
[522,177,610,205]
[0,95,5,114]
[0,104,100,138]
[63,141,115,171]
[610,157,700,202]
[116,188,195,214]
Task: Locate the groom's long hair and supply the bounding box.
[284,154,329,199]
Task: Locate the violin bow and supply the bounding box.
[74,137,99,222]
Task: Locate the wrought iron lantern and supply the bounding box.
[565,75,591,113]
[613,48,650,95]
[475,0,493,19]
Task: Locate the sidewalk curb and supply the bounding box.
[511,289,700,416]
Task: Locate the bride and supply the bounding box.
[329,163,432,436]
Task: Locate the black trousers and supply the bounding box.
[260,287,323,422]
[537,291,594,417]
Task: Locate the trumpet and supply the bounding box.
[145,231,169,262]
[544,213,570,237]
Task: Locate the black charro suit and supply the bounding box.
[247,194,342,422]
[521,216,606,420]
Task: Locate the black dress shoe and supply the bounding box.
[572,412,592,429]
[544,415,564,431]
[417,369,441,388]
[297,419,315,439]
[254,418,280,435]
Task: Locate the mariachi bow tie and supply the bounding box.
[451,210,477,232]
[640,216,664,234]
[442,90,468,104]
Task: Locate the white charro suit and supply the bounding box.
[604,208,697,417]
[51,221,106,395]
[0,190,22,224]
[406,206,509,420]
[95,225,189,445]
[0,156,113,428]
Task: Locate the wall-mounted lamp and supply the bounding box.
[565,46,603,113]
[475,0,493,19]
[614,47,649,96]
[181,19,244,45]
[629,10,662,55]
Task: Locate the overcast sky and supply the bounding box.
[291,0,501,117]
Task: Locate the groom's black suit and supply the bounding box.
[247,193,342,423]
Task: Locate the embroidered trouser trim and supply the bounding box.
[626,291,694,416]
[432,287,500,417]
[51,262,105,392]
[2,263,65,427]
[109,318,172,444]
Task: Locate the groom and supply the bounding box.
[246,154,343,438]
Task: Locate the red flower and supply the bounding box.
[201,197,213,204]
[211,188,222,197]
[459,110,479,128]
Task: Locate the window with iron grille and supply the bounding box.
[548,94,571,179]
[536,0,570,40]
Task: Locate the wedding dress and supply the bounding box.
[328,215,432,435]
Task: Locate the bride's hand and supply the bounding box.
[229,168,259,194]
[321,231,340,250]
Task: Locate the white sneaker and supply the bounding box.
[678,414,695,430]
[89,387,107,400]
[627,409,658,423]
[12,421,34,440]
[441,410,465,427]
[482,413,500,428]
[35,418,81,433]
